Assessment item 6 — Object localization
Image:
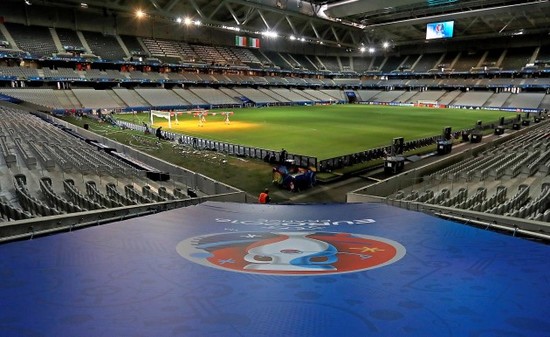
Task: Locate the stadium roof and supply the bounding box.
[10,0,550,49]
[318,0,550,46]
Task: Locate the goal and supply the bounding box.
[416,100,440,108]
[150,109,191,128]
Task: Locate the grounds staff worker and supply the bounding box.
[258,188,270,204]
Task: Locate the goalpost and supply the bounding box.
[150,110,172,128]
[150,110,189,128]
[416,100,440,108]
[149,109,234,128]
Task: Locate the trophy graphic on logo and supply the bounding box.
[243,232,338,271]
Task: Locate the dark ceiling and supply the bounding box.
[5,0,550,48]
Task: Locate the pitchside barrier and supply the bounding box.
[318,116,519,173]
[449,105,545,114]
[116,120,318,169]
[319,135,464,172]
[319,146,391,172]
[118,114,519,173]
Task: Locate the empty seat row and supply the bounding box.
[0,199,33,221]
[86,181,125,208]
[63,179,104,211]
[455,187,487,210]
[124,184,153,204]
[40,177,84,214]
[14,174,62,217]
[106,183,137,206]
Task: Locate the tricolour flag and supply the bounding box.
[235,36,247,47]
[248,37,260,48]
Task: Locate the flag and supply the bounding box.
[235,36,247,47]
[248,37,260,48]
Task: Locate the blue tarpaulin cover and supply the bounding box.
[1,202,548,336]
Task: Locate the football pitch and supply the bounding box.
[117,105,510,159]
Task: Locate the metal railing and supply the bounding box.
[318,116,518,172]
[116,120,318,168]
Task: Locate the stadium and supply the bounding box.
[0,0,549,336]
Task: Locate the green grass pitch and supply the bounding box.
[117,105,511,159]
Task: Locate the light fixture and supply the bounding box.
[289,35,296,40]
[176,17,183,23]
[262,31,279,38]
[359,46,366,53]
[184,17,192,25]
[512,29,524,35]
[80,2,88,8]
[222,25,240,32]
[368,47,375,53]
[194,20,201,26]
[24,0,32,5]
[135,9,145,18]
[382,42,389,48]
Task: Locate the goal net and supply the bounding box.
[150,110,189,128]
[416,100,440,108]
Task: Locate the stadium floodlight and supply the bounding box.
[289,35,296,40]
[262,31,279,38]
[300,37,305,42]
[176,17,183,23]
[184,17,193,25]
[223,25,240,32]
[135,9,145,18]
[359,46,366,53]
[194,20,201,26]
[512,29,524,35]
[382,42,390,49]
[368,47,375,53]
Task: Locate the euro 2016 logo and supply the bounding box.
[177,232,406,276]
